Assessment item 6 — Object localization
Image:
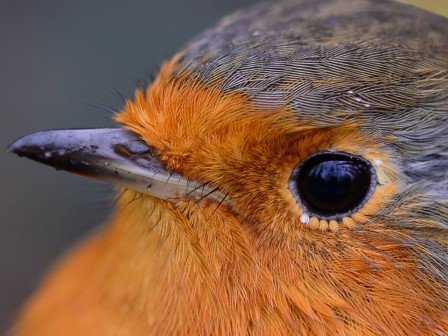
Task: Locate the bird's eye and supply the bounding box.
[289,151,377,219]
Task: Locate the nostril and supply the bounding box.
[113,140,156,157]
[113,141,164,171]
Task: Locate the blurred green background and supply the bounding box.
[0,0,446,333]
[399,0,448,16]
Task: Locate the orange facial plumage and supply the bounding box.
[8,0,448,335]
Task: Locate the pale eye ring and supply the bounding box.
[288,151,377,220]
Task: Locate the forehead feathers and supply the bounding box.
[172,0,447,122]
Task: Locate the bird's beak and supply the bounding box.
[8,128,223,204]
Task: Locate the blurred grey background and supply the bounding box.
[0,0,259,332]
[0,0,446,334]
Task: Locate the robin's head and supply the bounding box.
[9,0,448,335]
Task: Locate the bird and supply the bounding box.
[7,0,448,335]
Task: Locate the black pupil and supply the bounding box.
[296,152,374,217]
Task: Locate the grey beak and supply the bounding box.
[8,128,224,203]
